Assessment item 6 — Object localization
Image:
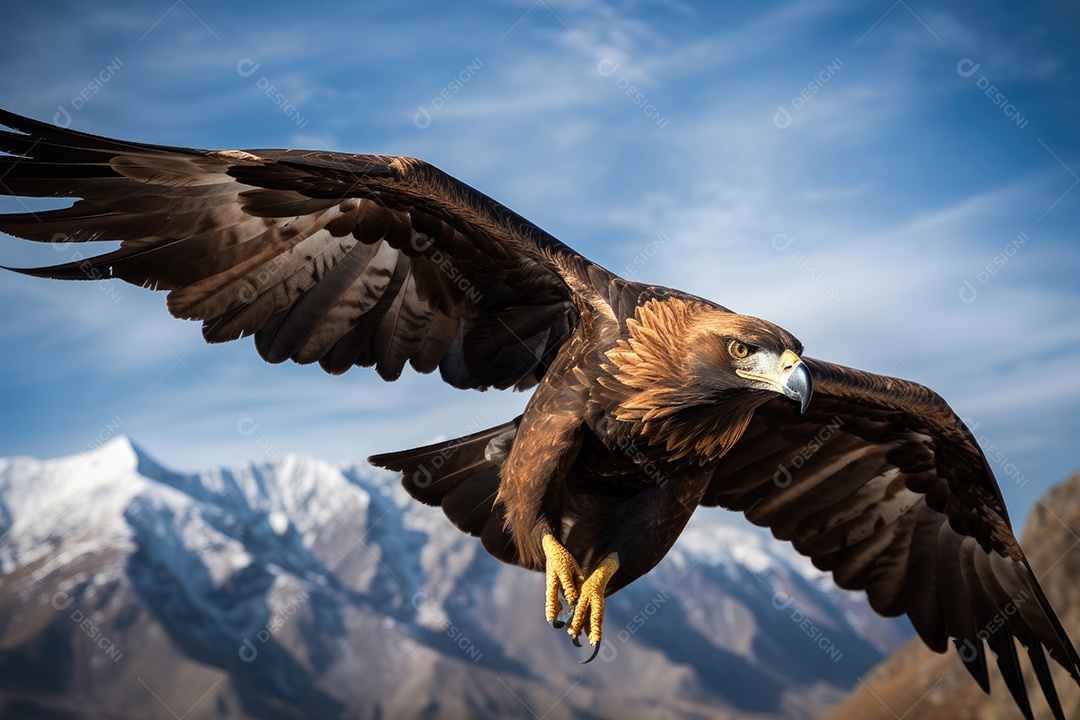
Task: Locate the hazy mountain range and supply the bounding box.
[0,436,912,719]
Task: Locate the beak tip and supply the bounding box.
[784,361,813,414]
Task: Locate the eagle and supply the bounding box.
[0,108,1076,719]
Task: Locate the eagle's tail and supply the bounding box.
[369,417,526,567]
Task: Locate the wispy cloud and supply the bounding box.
[0,0,1077,525]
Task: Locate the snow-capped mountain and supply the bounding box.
[0,437,910,719]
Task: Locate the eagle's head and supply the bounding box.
[603,298,813,462]
[688,313,813,414]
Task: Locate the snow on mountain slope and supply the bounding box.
[0,437,911,720]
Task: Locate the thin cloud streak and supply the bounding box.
[0,0,1076,529]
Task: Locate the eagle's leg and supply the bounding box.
[566,552,620,651]
[542,533,583,626]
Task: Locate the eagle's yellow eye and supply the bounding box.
[729,341,751,359]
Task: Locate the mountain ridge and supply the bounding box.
[0,435,910,719]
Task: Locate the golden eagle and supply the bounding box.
[0,109,1075,719]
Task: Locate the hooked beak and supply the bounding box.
[736,349,814,414]
[782,357,813,414]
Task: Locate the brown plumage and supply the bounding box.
[0,108,1076,718]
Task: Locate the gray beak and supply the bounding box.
[782,361,813,414]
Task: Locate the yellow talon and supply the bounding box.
[542,533,583,623]
[567,552,620,647]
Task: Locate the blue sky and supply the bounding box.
[0,1,1077,532]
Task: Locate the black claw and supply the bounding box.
[570,631,583,647]
[553,603,573,631]
[579,640,601,664]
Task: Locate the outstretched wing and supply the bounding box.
[701,357,1080,720]
[0,109,582,391]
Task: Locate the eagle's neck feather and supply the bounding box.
[599,298,761,464]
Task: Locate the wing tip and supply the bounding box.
[1,262,104,281]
